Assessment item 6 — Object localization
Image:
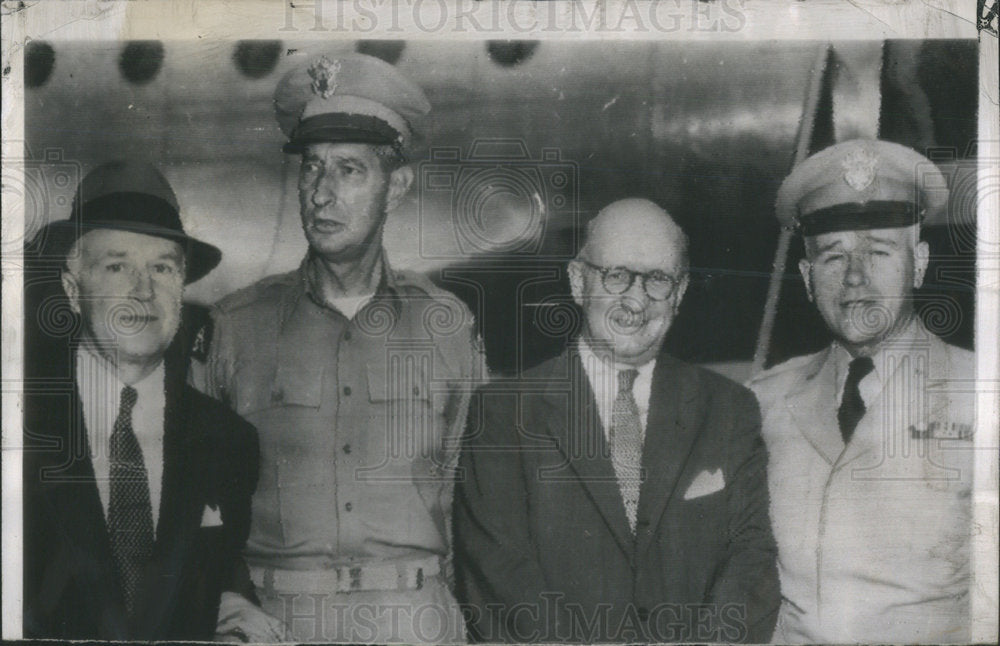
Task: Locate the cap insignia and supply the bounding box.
[841,147,879,192]
[308,56,342,99]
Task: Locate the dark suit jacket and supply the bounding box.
[22,317,260,641]
[454,349,780,643]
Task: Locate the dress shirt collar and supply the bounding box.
[833,316,923,407]
[76,344,166,413]
[76,345,166,529]
[576,338,656,438]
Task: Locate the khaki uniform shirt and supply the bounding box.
[192,255,486,573]
[749,320,974,643]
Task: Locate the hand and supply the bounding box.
[215,591,287,643]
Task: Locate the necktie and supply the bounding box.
[610,368,644,533]
[107,385,154,615]
[838,356,875,444]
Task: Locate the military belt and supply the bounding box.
[249,556,441,596]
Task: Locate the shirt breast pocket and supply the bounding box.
[233,364,326,541]
[366,360,445,463]
[232,364,324,418]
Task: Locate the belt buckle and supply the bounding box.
[332,565,363,594]
[327,559,435,594]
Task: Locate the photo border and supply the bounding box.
[2,1,996,641]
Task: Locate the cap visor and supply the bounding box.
[283,127,397,153]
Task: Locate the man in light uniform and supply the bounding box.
[749,139,974,643]
[192,53,485,643]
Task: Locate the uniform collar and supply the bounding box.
[292,250,404,321]
[832,316,924,402]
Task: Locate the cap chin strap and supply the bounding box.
[284,112,404,153]
[797,200,920,236]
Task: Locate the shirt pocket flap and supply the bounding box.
[235,364,323,415]
[273,363,324,408]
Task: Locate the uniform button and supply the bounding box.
[343,330,352,341]
[345,502,353,512]
[343,444,352,454]
[271,389,284,403]
[343,386,352,396]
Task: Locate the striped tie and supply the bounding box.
[107,385,154,615]
[610,368,644,533]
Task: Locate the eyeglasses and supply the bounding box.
[578,260,683,301]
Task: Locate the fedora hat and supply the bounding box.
[39,160,221,284]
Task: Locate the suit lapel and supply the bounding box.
[541,351,636,559]
[836,390,884,471]
[33,354,129,638]
[836,331,925,469]
[635,354,702,557]
[784,347,845,465]
[131,348,205,640]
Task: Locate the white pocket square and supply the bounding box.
[684,468,725,500]
[200,504,223,528]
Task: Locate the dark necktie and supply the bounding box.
[837,357,875,444]
[610,368,643,533]
[107,385,154,615]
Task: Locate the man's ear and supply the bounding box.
[386,166,414,211]
[568,260,585,307]
[61,271,82,315]
[798,258,814,302]
[913,240,930,289]
[671,274,690,313]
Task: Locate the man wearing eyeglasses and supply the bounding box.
[454,198,780,643]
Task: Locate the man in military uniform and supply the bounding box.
[193,53,485,642]
[749,139,975,643]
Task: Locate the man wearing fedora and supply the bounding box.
[192,53,485,642]
[22,161,262,641]
[749,139,975,643]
